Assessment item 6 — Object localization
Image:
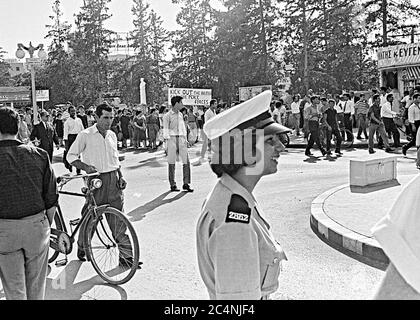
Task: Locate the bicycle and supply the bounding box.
[49,173,140,285]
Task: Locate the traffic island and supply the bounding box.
[310,155,417,270]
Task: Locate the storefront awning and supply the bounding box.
[403,66,420,80]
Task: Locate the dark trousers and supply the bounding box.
[382,117,400,147]
[357,114,368,138]
[343,113,353,141]
[63,134,81,174]
[306,120,325,153]
[326,126,342,152]
[78,171,133,259]
[403,121,420,151]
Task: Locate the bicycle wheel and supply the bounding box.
[85,207,140,285]
[339,129,354,148]
[49,207,64,264]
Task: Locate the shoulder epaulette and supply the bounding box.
[225,194,251,224]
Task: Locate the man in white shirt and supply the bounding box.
[199,99,217,161]
[336,93,354,141]
[163,96,193,192]
[63,106,85,174]
[379,87,388,106]
[290,95,301,136]
[61,101,72,123]
[371,174,420,299]
[381,94,401,147]
[402,93,420,156]
[67,103,137,268]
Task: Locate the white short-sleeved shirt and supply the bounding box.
[196,174,287,300]
[66,124,120,173]
[291,102,300,114]
[371,174,420,293]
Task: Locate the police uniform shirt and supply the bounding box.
[371,174,420,293]
[196,173,287,300]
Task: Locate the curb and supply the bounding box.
[310,184,389,270]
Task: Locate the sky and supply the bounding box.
[0,0,224,59]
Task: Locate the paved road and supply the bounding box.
[2,143,418,300]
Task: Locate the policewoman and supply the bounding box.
[196,91,291,300]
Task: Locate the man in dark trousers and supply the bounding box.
[63,106,84,174]
[30,110,59,162]
[0,107,58,300]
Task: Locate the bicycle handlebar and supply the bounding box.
[57,172,100,186]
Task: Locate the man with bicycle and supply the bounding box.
[0,107,58,300]
[66,103,138,268]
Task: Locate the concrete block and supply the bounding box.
[350,156,399,187]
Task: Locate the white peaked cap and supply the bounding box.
[203,90,291,140]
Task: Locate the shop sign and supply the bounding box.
[377,43,420,69]
[239,85,272,102]
[0,90,30,102]
[36,90,49,102]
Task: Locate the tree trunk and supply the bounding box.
[259,0,268,78]
[302,0,309,93]
[382,0,387,46]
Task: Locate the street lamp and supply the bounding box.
[15,42,47,124]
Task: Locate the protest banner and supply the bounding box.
[168,88,212,106]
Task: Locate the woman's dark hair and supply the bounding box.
[0,107,19,135]
[95,103,113,118]
[210,130,258,178]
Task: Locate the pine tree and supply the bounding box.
[170,0,216,89]
[69,0,113,106]
[211,0,282,101]
[111,0,170,105]
[41,0,74,105]
[363,0,420,47]
[279,0,378,94]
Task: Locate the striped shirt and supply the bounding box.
[355,100,370,115]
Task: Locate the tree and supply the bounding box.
[0,46,12,86]
[363,0,420,47]
[39,0,75,106]
[170,0,216,89]
[279,0,378,94]
[68,0,113,106]
[109,0,170,105]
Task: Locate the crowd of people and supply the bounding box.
[2,86,420,301]
[269,86,420,168]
